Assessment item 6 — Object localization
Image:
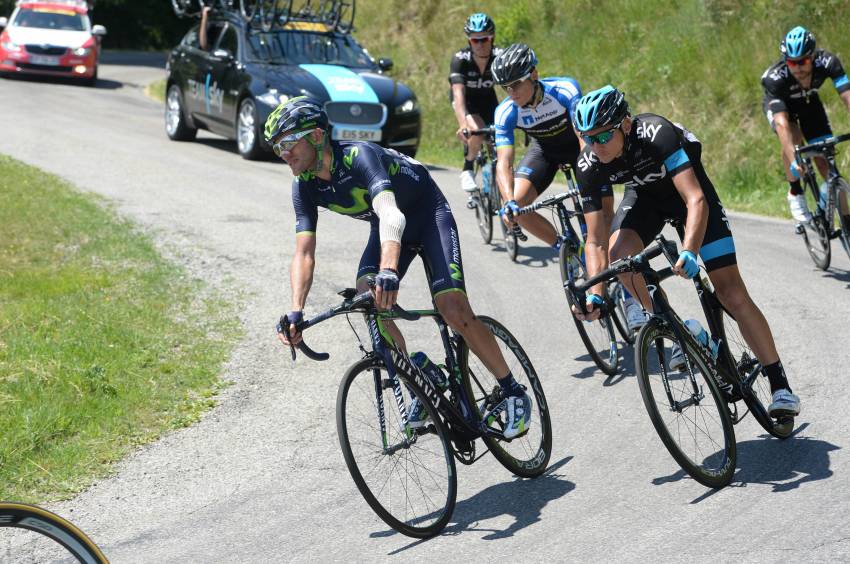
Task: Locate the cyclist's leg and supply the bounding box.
[513,143,559,246]
[608,190,664,308]
[464,113,486,165]
[800,102,833,181]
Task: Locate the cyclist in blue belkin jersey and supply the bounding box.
[761,26,850,223]
[270,97,532,438]
[572,85,800,417]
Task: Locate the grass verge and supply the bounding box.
[0,155,239,502]
[145,77,166,103]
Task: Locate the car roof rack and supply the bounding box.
[16,0,93,10]
[242,0,355,34]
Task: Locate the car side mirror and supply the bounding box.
[0,17,8,29]
[92,25,107,36]
[212,48,233,61]
[377,57,393,72]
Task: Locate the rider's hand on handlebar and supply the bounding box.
[456,126,470,144]
[277,310,303,346]
[500,199,520,227]
[572,293,603,321]
[373,268,400,310]
[673,250,699,279]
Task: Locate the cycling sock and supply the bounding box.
[498,372,525,397]
[462,158,474,172]
[763,361,791,394]
[789,180,803,196]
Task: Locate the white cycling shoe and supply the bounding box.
[788,193,812,223]
[460,170,478,193]
[768,388,801,417]
[669,344,686,372]
[625,298,648,332]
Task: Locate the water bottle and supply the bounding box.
[481,165,492,196]
[410,351,448,390]
[684,319,719,360]
[818,181,829,210]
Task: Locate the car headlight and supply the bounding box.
[73,47,91,57]
[257,90,291,107]
[1,40,21,52]
[395,99,418,114]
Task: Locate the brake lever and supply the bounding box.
[278,314,297,361]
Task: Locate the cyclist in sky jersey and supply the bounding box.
[271,97,532,438]
[761,26,850,223]
[450,12,503,195]
[572,85,800,417]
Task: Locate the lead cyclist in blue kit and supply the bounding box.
[271,96,532,437]
[571,85,801,417]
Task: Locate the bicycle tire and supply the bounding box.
[561,248,619,375]
[0,502,108,563]
[474,159,493,244]
[831,177,850,260]
[498,196,518,261]
[458,316,552,478]
[239,0,259,22]
[336,356,457,539]
[720,313,794,439]
[334,0,355,33]
[258,0,280,32]
[171,0,201,17]
[801,179,831,270]
[607,279,635,345]
[635,318,736,488]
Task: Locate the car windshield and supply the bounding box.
[13,8,87,31]
[247,30,374,68]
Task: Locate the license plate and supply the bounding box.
[30,55,61,66]
[332,127,382,142]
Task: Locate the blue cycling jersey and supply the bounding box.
[493,77,582,157]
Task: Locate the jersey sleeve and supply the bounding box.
[824,51,850,94]
[292,179,318,235]
[493,98,517,148]
[575,149,605,213]
[645,116,693,177]
[549,77,582,115]
[761,67,789,114]
[448,52,465,85]
[351,143,394,200]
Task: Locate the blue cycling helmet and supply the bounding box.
[464,13,495,35]
[781,26,816,59]
[572,85,629,132]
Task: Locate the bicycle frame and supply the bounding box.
[796,133,850,226]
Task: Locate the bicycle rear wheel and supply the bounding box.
[831,177,850,260]
[336,356,457,538]
[474,160,494,244]
[635,317,736,488]
[720,312,794,439]
[561,248,619,375]
[458,316,552,478]
[0,503,108,563]
[800,179,831,270]
[607,279,635,345]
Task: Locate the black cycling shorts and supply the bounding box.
[356,187,466,297]
[447,89,498,125]
[763,95,833,143]
[611,163,737,272]
[517,139,613,197]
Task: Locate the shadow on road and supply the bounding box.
[379,456,575,551]
[1,74,122,90]
[820,267,850,287]
[650,424,839,500]
[569,340,635,386]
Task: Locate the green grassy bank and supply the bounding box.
[357,0,850,216]
[0,155,238,502]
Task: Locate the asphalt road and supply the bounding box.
[2,55,850,563]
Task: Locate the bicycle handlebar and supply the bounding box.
[795,132,850,159]
[512,192,573,217]
[463,127,496,138]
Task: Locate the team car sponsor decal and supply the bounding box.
[299,64,379,103]
[187,73,224,113]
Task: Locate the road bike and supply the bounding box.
[793,132,850,270]
[510,164,634,376]
[0,502,108,563]
[280,249,552,538]
[171,0,235,18]
[569,233,795,488]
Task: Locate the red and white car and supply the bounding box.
[0,0,106,85]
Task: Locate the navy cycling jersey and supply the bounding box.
[576,114,700,212]
[448,46,503,116]
[493,77,582,157]
[292,141,435,234]
[761,49,850,116]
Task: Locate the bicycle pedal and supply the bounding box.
[466,197,478,210]
[794,223,805,234]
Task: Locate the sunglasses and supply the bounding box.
[271,129,311,157]
[786,56,811,67]
[580,122,622,146]
[469,35,493,44]
[501,73,531,93]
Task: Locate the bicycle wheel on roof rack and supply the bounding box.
[171,0,202,17]
[326,0,355,33]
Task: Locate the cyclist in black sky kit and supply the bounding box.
[572,85,800,417]
[271,96,533,438]
[761,26,850,222]
[450,12,502,196]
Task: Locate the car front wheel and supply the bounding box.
[165,83,197,141]
[237,97,265,160]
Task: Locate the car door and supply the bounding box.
[203,22,241,136]
[176,25,210,123]
[190,20,226,129]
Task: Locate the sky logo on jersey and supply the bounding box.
[328,187,370,215]
[623,166,667,188]
[300,64,379,103]
[636,122,661,142]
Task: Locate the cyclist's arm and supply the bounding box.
[671,168,708,255]
[841,90,850,114]
[371,190,404,272]
[772,111,799,170]
[495,145,515,202]
[290,233,316,311]
[199,6,210,51]
[451,84,469,131]
[583,207,610,298]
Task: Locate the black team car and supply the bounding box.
[164,10,421,159]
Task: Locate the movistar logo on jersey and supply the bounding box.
[299,170,317,181]
[450,263,463,281]
[328,187,370,215]
[343,147,359,169]
[388,161,420,182]
[388,161,400,176]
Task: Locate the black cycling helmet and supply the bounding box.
[264,96,328,142]
[491,43,538,85]
[464,12,495,35]
[781,26,816,59]
[572,85,629,132]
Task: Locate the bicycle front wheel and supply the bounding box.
[336,356,457,538]
[607,279,635,345]
[635,317,736,488]
[800,180,831,269]
[0,503,108,563]
[474,161,494,244]
[561,248,619,375]
[831,177,850,259]
[458,316,552,478]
